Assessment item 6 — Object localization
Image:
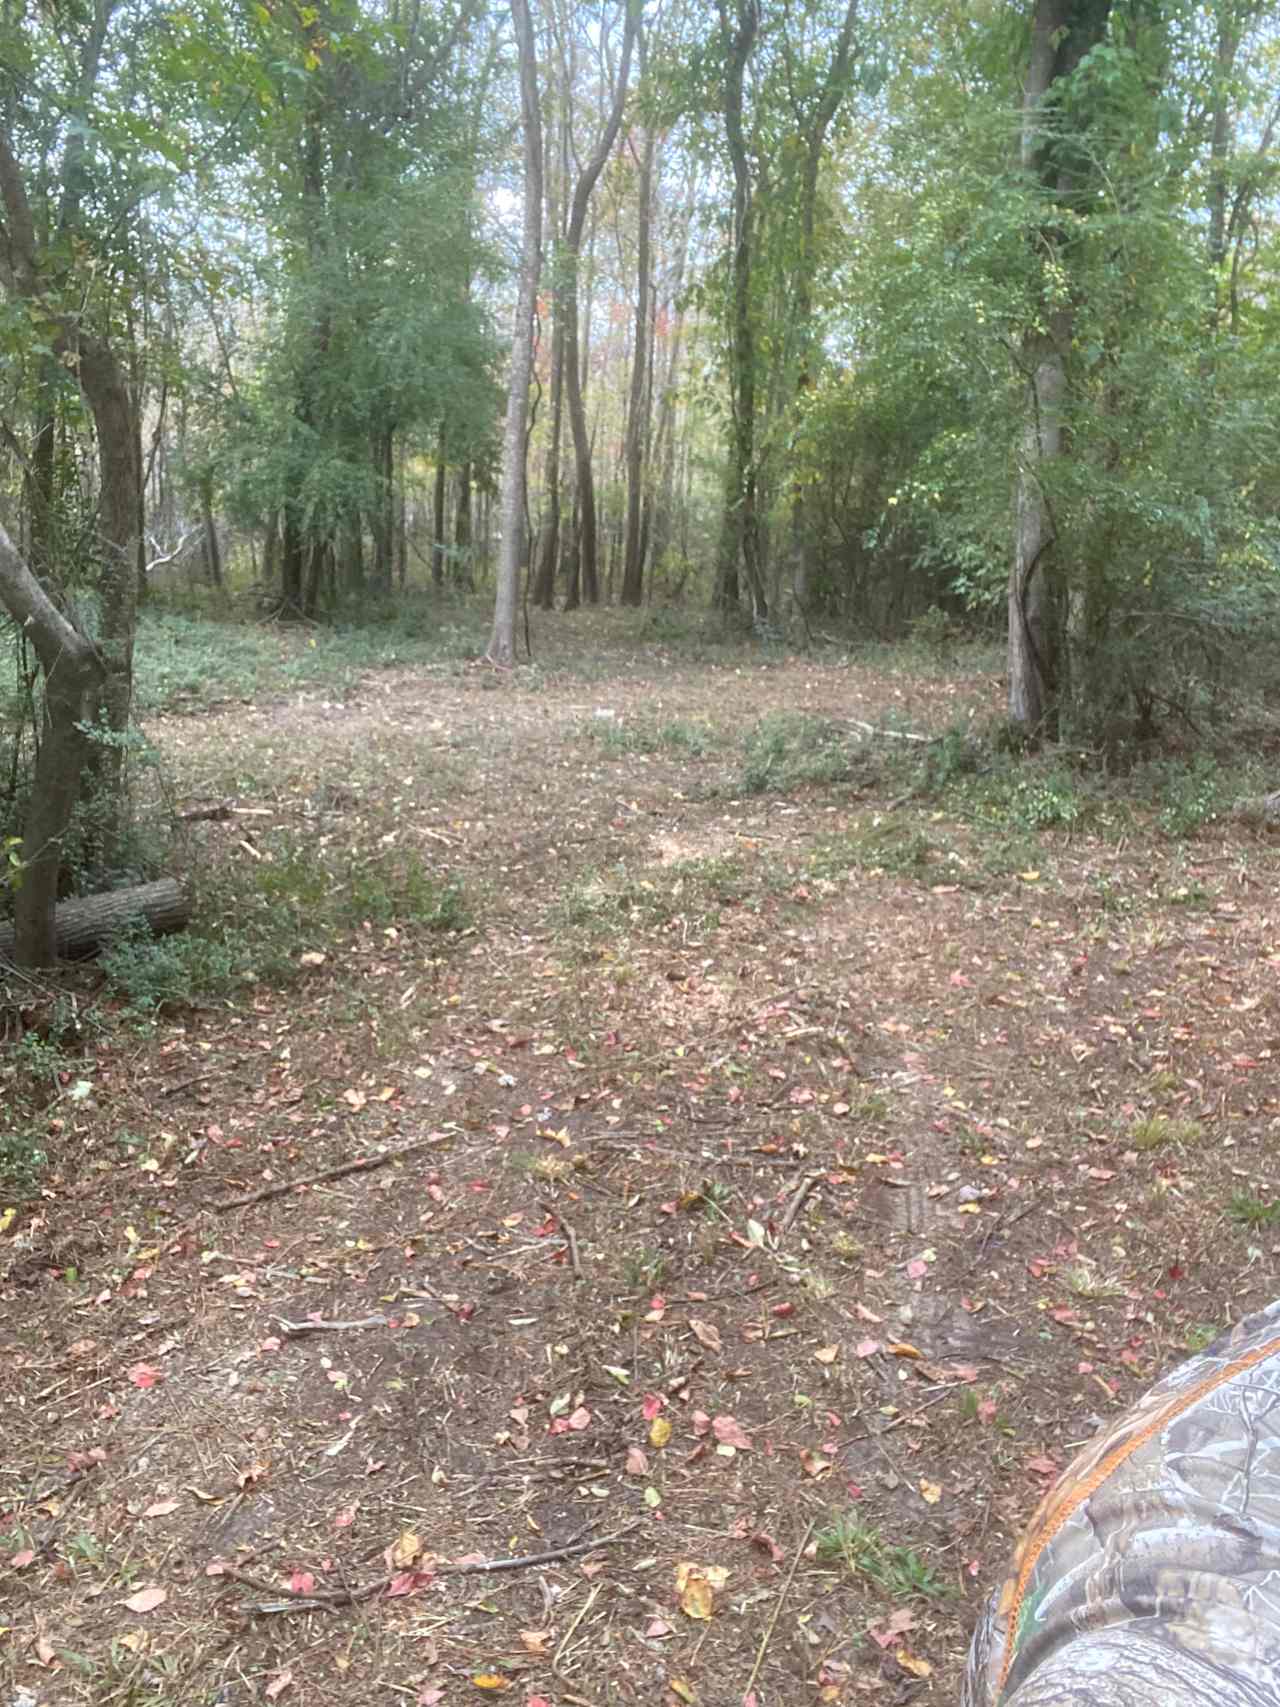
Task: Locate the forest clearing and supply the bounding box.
[5,609,1280,1706]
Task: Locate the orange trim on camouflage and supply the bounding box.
[994,1330,1280,1699]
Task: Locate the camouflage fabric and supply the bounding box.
[963,1301,1280,1706]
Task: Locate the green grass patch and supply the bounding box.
[738,712,862,796]
[813,1512,951,1601]
[808,815,937,881]
[1227,1192,1280,1230]
[1126,1113,1203,1150]
[557,854,748,934]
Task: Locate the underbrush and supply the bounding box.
[134,604,488,713]
[99,842,470,1018]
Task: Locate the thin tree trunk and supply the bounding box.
[562,2,638,609]
[620,104,655,608]
[432,426,447,588]
[455,462,473,587]
[532,83,568,611]
[486,0,543,666]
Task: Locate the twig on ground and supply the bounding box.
[175,802,233,823]
[779,1172,823,1236]
[209,1135,446,1213]
[557,1213,584,1280]
[273,1315,389,1335]
[210,1521,641,1616]
[552,1581,601,1675]
[745,1518,815,1698]
[967,1199,1038,1272]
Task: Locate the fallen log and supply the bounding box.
[0,878,190,965]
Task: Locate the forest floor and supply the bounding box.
[4,607,1280,1707]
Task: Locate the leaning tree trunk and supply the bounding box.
[0,522,106,967]
[486,0,543,667]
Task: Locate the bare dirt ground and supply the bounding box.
[4,611,1280,1707]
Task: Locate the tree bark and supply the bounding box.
[1007,0,1112,731]
[561,1,638,608]
[620,98,655,609]
[0,878,188,966]
[486,0,543,667]
[715,0,766,621]
[432,426,447,587]
[0,522,106,967]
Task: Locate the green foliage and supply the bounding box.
[738,712,857,795]
[1153,756,1225,840]
[813,1511,951,1601]
[100,927,246,1014]
[1227,1193,1280,1231]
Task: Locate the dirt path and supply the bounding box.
[4,629,1280,1706]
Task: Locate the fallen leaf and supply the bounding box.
[896,1648,933,1679]
[472,1675,510,1690]
[868,1607,916,1649]
[678,1574,715,1620]
[567,1406,592,1431]
[800,1450,832,1477]
[288,1570,316,1595]
[887,1341,923,1359]
[265,1669,294,1699]
[389,1530,422,1569]
[854,1338,881,1358]
[123,1586,167,1613]
[649,1415,672,1449]
[919,1480,942,1505]
[814,1345,839,1364]
[712,1415,752,1451]
[142,1498,179,1518]
[625,1446,649,1475]
[10,1548,35,1568]
[519,1629,551,1654]
[689,1318,722,1353]
[127,1363,163,1389]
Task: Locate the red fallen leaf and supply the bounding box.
[853,1302,882,1323]
[771,1302,795,1318]
[625,1446,649,1475]
[334,1506,357,1528]
[127,1363,163,1389]
[1087,1167,1116,1181]
[265,1668,293,1699]
[642,1392,666,1420]
[749,1531,784,1563]
[567,1406,591,1431]
[67,1447,107,1470]
[977,1399,997,1423]
[712,1415,753,1451]
[800,1449,832,1477]
[868,1607,917,1649]
[691,1410,712,1436]
[1026,1454,1060,1479]
[417,1692,445,1707]
[644,1617,674,1638]
[386,1569,433,1597]
[854,1338,881,1358]
[11,1548,35,1568]
[288,1570,316,1595]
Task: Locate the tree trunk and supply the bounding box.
[715,0,766,622]
[532,84,568,611]
[0,878,188,966]
[455,462,473,587]
[486,0,543,667]
[78,334,142,825]
[1007,0,1113,731]
[199,472,222,587]
[432,426,447,587]
[561,2,638,610]
[0,522,106,967]
[620,105,655,609]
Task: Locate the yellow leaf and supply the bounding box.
[390,1530,421,1569]
[1018,870,1041,883]
[887,1341,923,1359]
[669,1683,698,1704]
[896,1648,933,1679]
[919,1479,942,1505]
[0,1207,16,1234]
[472,1675,510,1690]
[649,1415,672,1448]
